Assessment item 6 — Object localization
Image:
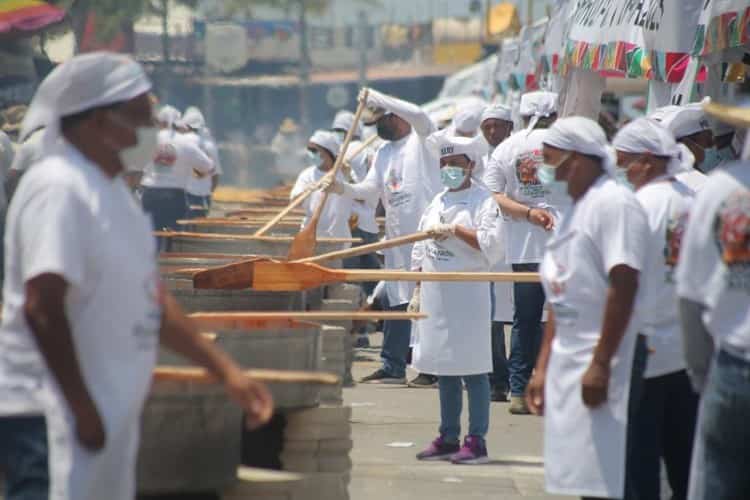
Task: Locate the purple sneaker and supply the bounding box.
[416,435,460,461]
[450,435,490,465]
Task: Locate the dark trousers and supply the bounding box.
[490,321,510,392]
[141,187,188,251]
[380,303,411,378]
[0,415,49,500]
[509,263,545,396]
[186,192,210,219]
[583,334,648,500]
[631,370,698,500]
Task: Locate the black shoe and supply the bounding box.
[359,368,406,384]
[408,373,439,388]
[491,387,509,402]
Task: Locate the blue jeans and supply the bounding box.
[343,228,381,297]
[509,263,545,396]
[141,187,188,251]
[631,370,698,500]
[438,374,490,442]
[688,348,750,500]
[380,303,411,378]
[186,192,210,219]
[0,415,49,500]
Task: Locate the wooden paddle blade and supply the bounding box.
[153,366,340,386]
[286,223,318,260]
[193,258,266,290]
[251,261,337,291]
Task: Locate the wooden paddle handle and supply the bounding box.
[294,231,432,264]
[338,270,541,283]
[253,191,312,237]
[344,134,378,163]
[153,367,340,386]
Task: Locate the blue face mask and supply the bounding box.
[537,161,568,198]
[699,146,722,173]
[307,149,322,168]
[614,168,635,190]
[717,146,737,164]
[440,165,468,190]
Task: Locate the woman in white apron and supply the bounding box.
[411,136,503,464]
[525,117,650,499]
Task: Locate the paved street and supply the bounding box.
[346,335,571,500]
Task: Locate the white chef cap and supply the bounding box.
[650,101,711,139]
[452,102,485,135]
[21,52,151,145]
[309,129,342,157]
[520,90,558,132]
[480,104,513,124]
[543,116,617,176]
[613,117,692,175]
[157,105,181,128]
[434,134,484,164]
[331,110,362,138]
[180,106,206,131]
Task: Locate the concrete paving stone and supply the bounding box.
[285,423,352,441]
[285,405,352,426]
[280,457,318,473]
[317,456,353,473]
[293,473,349,500]
[325,284,364,304]
[282,439,320,453]
[318,439,354,453]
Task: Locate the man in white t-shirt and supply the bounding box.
[0,52,272,500]
[484,90,569,414]
[325,87,442,385]
[651,103,716,192]
[676,100,750,500]
[179,106,222,218]
[613,118,699,500]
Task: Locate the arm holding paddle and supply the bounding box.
[159,290,273,429]
[364,88,435,137]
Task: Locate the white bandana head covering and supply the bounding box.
[20,51,152,146]
[180,106,206,131]
[650,101,711,139]
[452,102,485,135]
[520,90,558,132]
[433,134,484,164]
[157,105,181,128]
[613,117,692,175]
[309,129,341,158]
[543,116,617,176]
[331,110,362,138]
[480,104,513,125]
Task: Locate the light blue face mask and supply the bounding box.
[307,149,322,168]
[699,146,722,173]
[614,168,635,190]
[717,146,737,164]
[440,165,468,190]
[537,159,568,198]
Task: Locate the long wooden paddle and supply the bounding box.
[286,90,370,260]
[154,231,360,244]
[153,366,339,386]
[189,311,427,330]
[191,230,430,288]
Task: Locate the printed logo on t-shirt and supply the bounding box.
[515,149,546,199]
[154,143,177,167]
[713,189,750,292]
[425,242,455,261]
[664,210,689,283]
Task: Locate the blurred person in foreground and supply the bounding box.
[526,117,649,500]
[324,87,442,386]
[676,99,750,500]
[0,52,272,500]
[613,118,699,500]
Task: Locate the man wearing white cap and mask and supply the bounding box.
[613,118,699,500]
[484,90,568,414]
[180,106,222,218]
[140,104,214,239]
[0,52,272,500]
[651,103,716,192]
[479,104,515,400]
[325,87,442,385]
[411,134,503,464]
[291,129,353,243]
[525,116,649,500]
[331,110,381,293]
[675,100,750,500]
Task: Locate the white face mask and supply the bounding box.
[107,111,158,171]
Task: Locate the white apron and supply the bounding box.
[541,226,639,498]
[45,181,162,500]
[411,185,502,376]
